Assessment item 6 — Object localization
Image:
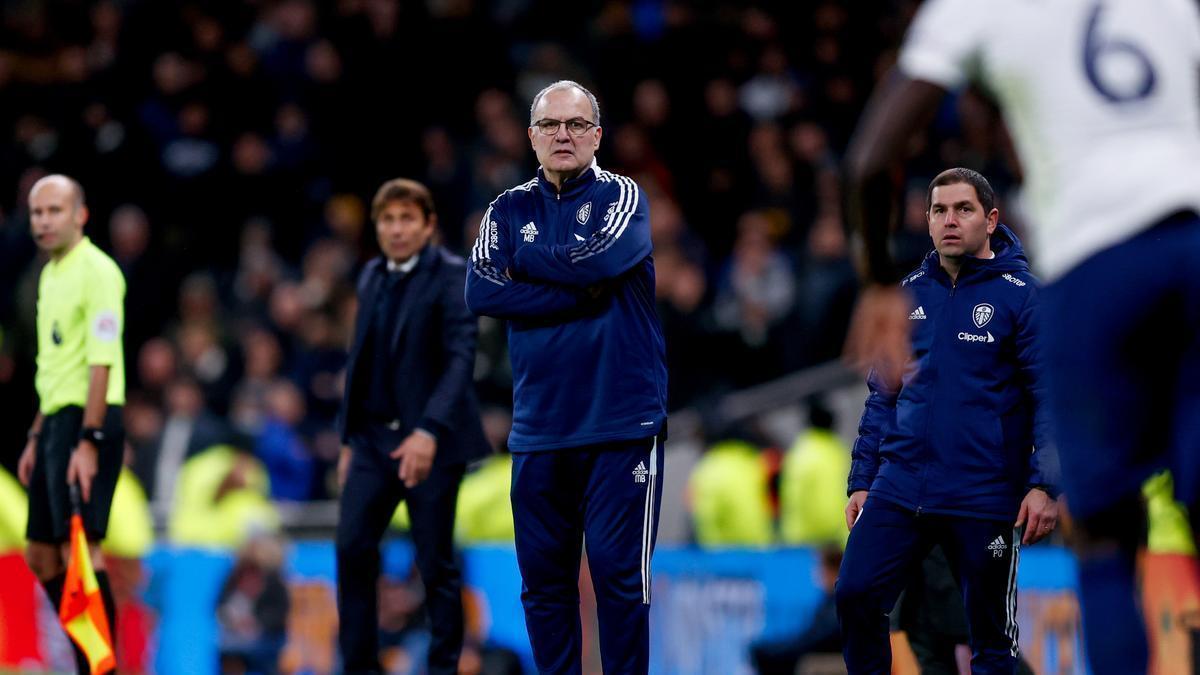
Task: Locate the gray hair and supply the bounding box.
[529,80,601,127]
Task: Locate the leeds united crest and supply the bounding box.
[972,303,994,329]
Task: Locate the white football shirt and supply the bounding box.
[899,0,1200,280]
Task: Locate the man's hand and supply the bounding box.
[390,431,437,488]
[17,439,36,486]
[337,445,352,489]
[66,441,99,502]
[846,490,869,531]
[843,284,912,388]
[215,454,253,503]
[1015,488,1058,545]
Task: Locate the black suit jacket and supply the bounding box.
[339,245,489,466]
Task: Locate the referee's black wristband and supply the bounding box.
[79,426,106,445]
[26,429,39,441]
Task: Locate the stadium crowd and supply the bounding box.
[0,0,1020,505]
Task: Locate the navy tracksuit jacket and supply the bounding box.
[466,161,668,674]
[837,225,1059,674]
[849,224,1056,520]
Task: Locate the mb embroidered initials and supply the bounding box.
[632,462,649,484]
[521,222,539,242]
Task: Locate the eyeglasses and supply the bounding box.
[532,117,598,137]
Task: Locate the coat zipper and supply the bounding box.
[917,274,955,511]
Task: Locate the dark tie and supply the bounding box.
[363,268,407,419]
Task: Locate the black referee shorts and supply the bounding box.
[26,405,124,544]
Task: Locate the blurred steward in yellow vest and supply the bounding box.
[780,402,850,550]
[169,444,280,548]
[688,425,773,548]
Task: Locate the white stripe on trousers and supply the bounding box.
[640,437,659,605]
[1006,527,1021,657]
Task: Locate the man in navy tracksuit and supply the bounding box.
[465,80,668,675]
[836,169,1060,674]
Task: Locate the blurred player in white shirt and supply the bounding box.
[841,1,1200,673]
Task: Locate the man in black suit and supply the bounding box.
[336,178,489,674]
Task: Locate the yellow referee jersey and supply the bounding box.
[35,236,126,414]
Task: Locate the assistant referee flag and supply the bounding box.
[59,485,115,675]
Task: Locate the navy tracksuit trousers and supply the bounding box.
[510,434,665,675]
[836,497,1021,675]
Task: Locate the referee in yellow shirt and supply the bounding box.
[17,174,125,674]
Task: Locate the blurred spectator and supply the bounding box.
[217,533,290,675]
[740,44,801,122]
[134,337,178,402]
[894,181,939,271]
[290,309,347,425]
[610,124,673,197]
[631,79,682,163]
[694,78,753,253]
[714,211,796,346]
[317,194,368,260]
[748,124,808,242]
[0,205,35,324]
[230,219,287,326]
[271,102,316,177]
[712,210,797,386]
[648,194,704,262]
[420,127,471,252]
[109,204,173,353]
[123,392,163,492]
[377,564,432,674]
[298,237,354,313]
[779,400,850,550]
[142,376,229,510]
[230,326,286,433]
[793,211,857,367]
[161,101,220,180]
[178,321,237,413]
[750,547,843,674]
[175,271,238,394]
[267,281,307,339]
[254,380,315,501]
[289,309,348,493]
[653,245,712,408]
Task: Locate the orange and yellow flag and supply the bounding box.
[58,508,115,675]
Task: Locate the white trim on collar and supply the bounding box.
[387,255,420,274]
[539,157,601,181]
